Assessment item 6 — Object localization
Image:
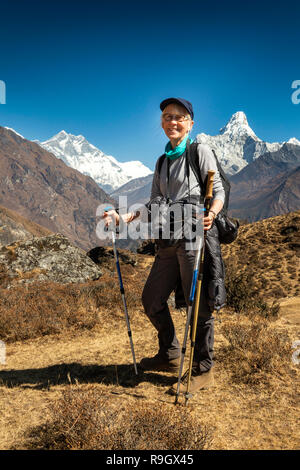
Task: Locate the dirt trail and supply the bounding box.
[279,297,300,324]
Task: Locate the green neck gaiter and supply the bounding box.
[165,135,193,160]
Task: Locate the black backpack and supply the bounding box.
[157,141,239,244]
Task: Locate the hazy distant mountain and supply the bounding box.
[196,111,300,175]
[0,126,115,250]
[35,130,153,193]
[229,143,300,221]
[110,174,154,208]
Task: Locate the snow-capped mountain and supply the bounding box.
[287,137,300,146]
[35,131,153,193]
[196,111,300,175]
[4,127,25,139]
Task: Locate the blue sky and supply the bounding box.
[0,0,299,170]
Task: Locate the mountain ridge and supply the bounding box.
[196,111,300,175]
[0,126,115,250]
[229,143,300,221]
[35,130,153,193]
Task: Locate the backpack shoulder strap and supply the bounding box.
[157,153,166,175]
[210,148,231,214]
[186,141,206,195]
[188,142,231,214]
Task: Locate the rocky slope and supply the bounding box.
[0,127,115,251]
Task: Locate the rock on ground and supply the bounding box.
[0,233,102,286]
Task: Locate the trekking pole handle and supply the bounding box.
[205,170,215,201]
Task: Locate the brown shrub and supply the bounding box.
[224,261,280,319]
[0,282,99,342]
[26,387,212,450]
[0,263,10,289]
[220,318,291,386]
[0,278,141,343]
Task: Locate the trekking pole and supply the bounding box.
[104,210,138,375]
[174,233,203,405]
[184,170,215,406]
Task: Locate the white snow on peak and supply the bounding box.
[4,127,25,139]
[196,111,300,175]
[287,137,300,146]
[36,131,153,192]
[219,111,258,139]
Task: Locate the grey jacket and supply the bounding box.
[151,143,227,311]
[151,143,225,204]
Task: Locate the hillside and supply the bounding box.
[229,143,300,221]
[0,127,115,251]
[0,212,299,450]
[110,174,153,207]
[222,211,300,298]
[0,205,53,246]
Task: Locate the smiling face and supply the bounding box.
[161,103,194,148]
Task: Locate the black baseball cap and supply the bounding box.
[160,97,194,120]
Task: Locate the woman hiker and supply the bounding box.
[102,97,226,395]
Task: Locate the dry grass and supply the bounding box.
[220,317,292,386]
[25,386,211,450]
[0,275,142,343]
[222,211,300,298]
[0,303,299,450]
[0,213,299,450]
[224,261,280,319]
[0,282,99,342]
[0,263,11,289]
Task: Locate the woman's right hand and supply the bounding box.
[102,209,120,227]
[203,212,215,231]
[102,210,136,227]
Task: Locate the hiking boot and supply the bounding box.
[170,364,214,395]
[139,353,180,372]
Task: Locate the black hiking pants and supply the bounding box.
[142,240,214,372]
